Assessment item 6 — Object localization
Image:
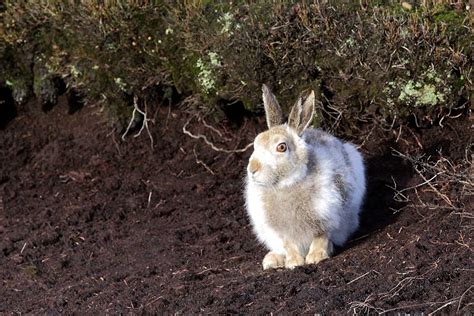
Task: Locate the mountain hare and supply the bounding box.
[245,85,366,270]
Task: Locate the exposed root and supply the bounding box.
[193,148,215,175]
[122,95,154,149]
[199,116,231,141]
[183,115,253,154]
[108,128,122,156]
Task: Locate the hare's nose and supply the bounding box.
[248,158,261,174]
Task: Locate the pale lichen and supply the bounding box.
[398,80,445,107]
[114,77,127,92]
[196,52,221,94]
[385,67,451,108]
[69,65,81,79]
[218,12,234,35]
[345,37,356,48]
[208,52,221,67]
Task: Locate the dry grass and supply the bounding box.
[391,147,473,213]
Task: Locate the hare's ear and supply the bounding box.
[288,90,315,135]
[262,84,283,128]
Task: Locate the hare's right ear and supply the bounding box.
[262,84,283,128]
[288,90,315,135]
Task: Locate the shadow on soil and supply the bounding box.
[344,144,414,249]
[0,87,16,130]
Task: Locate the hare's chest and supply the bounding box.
[261,188,323,237]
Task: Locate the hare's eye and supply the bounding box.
[276,142,287,153]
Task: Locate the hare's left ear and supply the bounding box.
[262,84,283,128]
[288,90,315,135]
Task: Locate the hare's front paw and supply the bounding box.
[283,240,305,269]
[262,251,285,270]
[305,236,334,265]
[285,254,305,269]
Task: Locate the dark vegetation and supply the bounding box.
[0,1,471,129]
[0,0,472,314]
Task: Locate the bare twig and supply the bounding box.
[183,115,253,153]
[405,127,423,149]
[20,242,27,254]
[349,262,444,314]
[347,270,373,285]
[145,296,164,307]
[390,148,473,212]
[147,191,152,208]
[413,166,454,207]
[388,173,439,202]
[457,285,474,313]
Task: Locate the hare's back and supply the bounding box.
[303,127,366,207]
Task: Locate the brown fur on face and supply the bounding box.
[254,126,290,149]
[248,158,261,174]
[250,126,308,186]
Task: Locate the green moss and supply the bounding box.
[433,10,464,24]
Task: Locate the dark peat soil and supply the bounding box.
[0,97,472,314]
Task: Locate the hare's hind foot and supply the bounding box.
[262,251,285,270]
[305,235,334,265]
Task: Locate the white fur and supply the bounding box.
[245,127,366,252]
[245,86,366,267]
[245,180,285,254]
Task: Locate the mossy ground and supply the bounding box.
[0,1,472,131]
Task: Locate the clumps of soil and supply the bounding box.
[0,97,472,313]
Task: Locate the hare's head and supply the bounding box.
[247,85,315,187]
